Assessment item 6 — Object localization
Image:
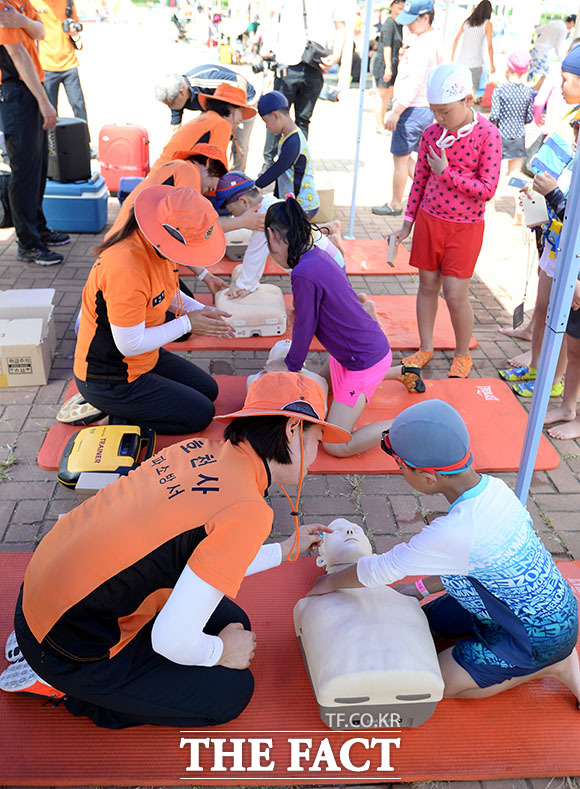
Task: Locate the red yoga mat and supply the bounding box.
[178,238,414,278]
[164,294,478,353]
[0,553,579,785]
[37,377,559,474]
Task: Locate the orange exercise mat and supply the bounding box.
[37,377,559,474]
[178,238,414,278]
[0,553,579,785]
[165,294,477,352]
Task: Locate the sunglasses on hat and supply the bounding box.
[380,430,473,474]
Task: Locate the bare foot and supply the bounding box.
[505,349,532,367]
[544,404,577,426]
[358,293,378,322]
[547,415,580,440]
[547,650,580,708]
[499,324,533,341]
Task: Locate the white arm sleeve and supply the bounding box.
[235,230,269,292]
[111,318,191,356]
[171,290,205,313]
[244,542,282,576]
[151,565,225,666]
[356,513,472,587]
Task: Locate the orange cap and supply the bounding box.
[198,83,257,120]
[215,372,351,444]
[134,185,225,267]
[171,143,228,172]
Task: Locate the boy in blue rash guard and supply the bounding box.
[308,399,580,705]
[255,91,319,217]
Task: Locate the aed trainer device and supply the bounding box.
[57,425,156,488]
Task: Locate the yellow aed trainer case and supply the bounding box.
[57,425,156,487]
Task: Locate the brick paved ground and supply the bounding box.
[0,16,579,786]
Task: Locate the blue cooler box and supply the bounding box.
[43,174,109,233]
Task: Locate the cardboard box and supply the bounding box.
[75,471,121,501]
[0,288,56,357]
[314,189,335,223]
[0,318,52,386]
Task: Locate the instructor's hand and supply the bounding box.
[217,622,256,669]
[187,307,235,339]
[39,98,57,131]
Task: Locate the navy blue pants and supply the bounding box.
[15,589,254,729]
[0,81,48,248]
[76,348,219,434]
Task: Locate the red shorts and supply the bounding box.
[409,208,485,279]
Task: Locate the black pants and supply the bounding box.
[15,589,254,729]
[76,348,219,434]
[0,81,48,249]
[44,67,89,126]
[262,63,324,167]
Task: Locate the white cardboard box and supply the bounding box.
[75,472,121,501]
[0,318,52,386]
[0,288,56,357]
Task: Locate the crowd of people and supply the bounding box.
[0,0,580,742]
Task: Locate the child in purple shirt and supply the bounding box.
[263,197,425,458]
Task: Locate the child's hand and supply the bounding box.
[239,204,265,231]
[532,172,558,195]
[226,284,252,299]
[392,582,423,599]
[393,221,413,245]
[426,145,448,176]
[572,280,580,311]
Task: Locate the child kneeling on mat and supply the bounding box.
[214,171,343,299]
[394,63,502,378]
[263,196,426,459]
[308,399,580,706]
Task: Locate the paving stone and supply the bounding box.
[547,464,580,494]
[360,494,395,533]
[389,495,425,532]
[560,532,580,560]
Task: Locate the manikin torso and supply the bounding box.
[294,520,444,723]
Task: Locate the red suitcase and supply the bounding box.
[98,124,150,193]
[481,82,496,109]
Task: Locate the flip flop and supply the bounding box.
[56,393,106,426]
[4,631,22,663]
[512,380,564,398]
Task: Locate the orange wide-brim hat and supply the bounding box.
[171,143,228,172]
[134,185,225,268]
[215,372,351,444]
[198,83,257,120]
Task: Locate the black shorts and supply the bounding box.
[566,304,580,339]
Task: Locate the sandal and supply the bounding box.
[56,393,106,426]
[448,354,473,378]
[498,365,536,382]
[402,349,433,368]
[512,380,564,398]
[401,365,426,394]
[4,631,21,663]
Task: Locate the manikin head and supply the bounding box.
[316,519,373,573]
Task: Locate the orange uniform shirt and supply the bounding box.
[31,0,79,72]
[73,229,180,383]
[0,0,44,83]
[22,439,273,659]
[150,111,231,174]
[107,159,202,237]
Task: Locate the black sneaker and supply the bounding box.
[17,246,64,266]
[41,229,70,246]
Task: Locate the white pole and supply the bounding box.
[346,0,373,239]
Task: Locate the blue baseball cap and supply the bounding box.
[215,171,256,207]
[562,45,580,76]
[387,399,473,474]
[396,0,434,25]
[258,90,289,117]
